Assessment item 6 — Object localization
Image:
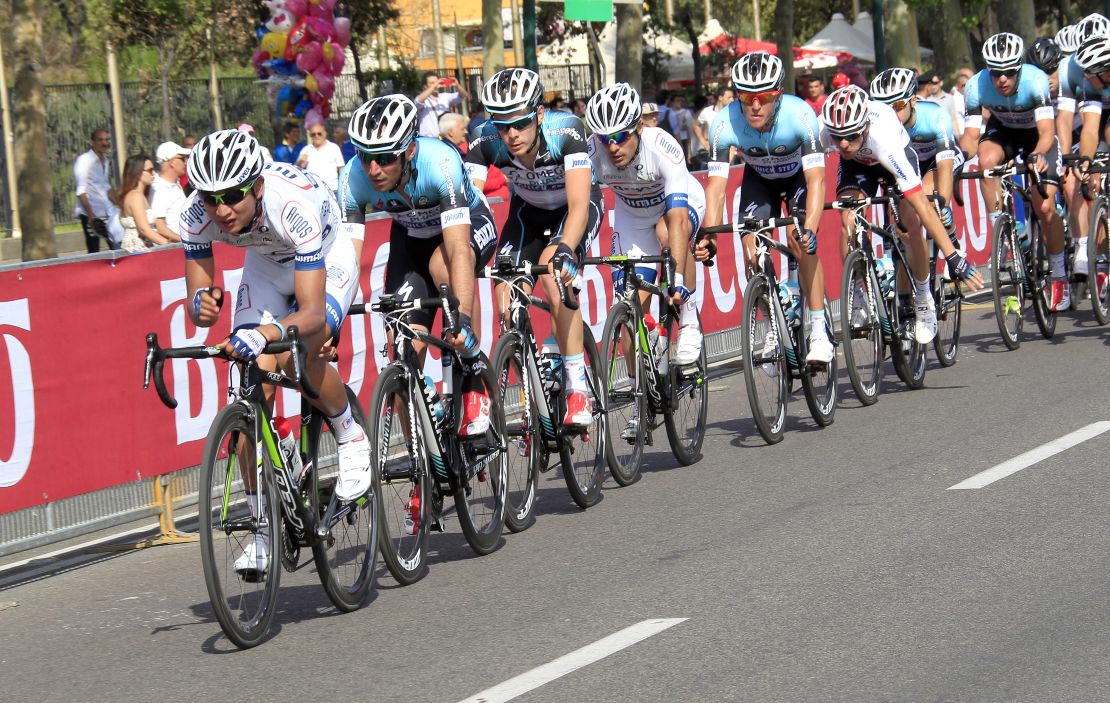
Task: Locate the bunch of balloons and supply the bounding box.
[252,0,353,129]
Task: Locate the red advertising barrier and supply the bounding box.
[0,159,990,515]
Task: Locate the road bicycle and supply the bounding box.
[484,255,608,525]
[927,194,964,367]
[701,215,837,445]
[1067,152,1110,325]
[144,324,378,649]
[356,287,507,585]
[585,248,708,485]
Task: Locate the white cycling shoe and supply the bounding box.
[674,325,703,365]
[914,296,937,344]
[234,534,270,578]
[805,328,835,365]
[335,429,373,501]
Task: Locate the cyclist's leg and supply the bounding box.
[1030,134,1065,258]
[836,158,876,262]
[676,176,706,337]
[614,205,662,368]
[493,195,541,328]
[977,119,1009,217]
[781,173,832,360]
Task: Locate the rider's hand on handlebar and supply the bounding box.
[222,327,267,361]
[192,287,223,327]
[1028,152,1048,175]
[450,313,480,355]
[552,242,579,287]
[794,228,818,255]
[693,234,717,262]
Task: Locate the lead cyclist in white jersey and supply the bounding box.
[179,130,370,574]
[583,82,707,439]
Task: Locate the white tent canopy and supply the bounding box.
[538,22,695,86]
[803,12,875,63]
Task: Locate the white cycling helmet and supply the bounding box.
[869,68,917,103]
[982,32,1025,70]
[349,94,417,154]
[731,52,785,92]
[1056,25,1080,54]
[584,83,641,136]
[187,129,264,194]
[822,85,870,137]
[1075,35,1110,75]
[481,68,544,115]
[1079,13,1110,41]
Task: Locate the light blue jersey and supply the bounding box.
[906,100,957,164]
[706,94,824,180]
[964,64,1054,130]
[1059,55,1110,115]
[338,137,484,238]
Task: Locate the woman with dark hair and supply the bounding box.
[114,154,164,251]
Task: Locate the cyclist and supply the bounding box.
[583,82,707,439]
[869,68,962,243]
[822,85,984,344]
[1071,32,1110,296]
[339,94,496,437]
[180,129,366,575]
[697,52,835,365]
[961,32,1067,310]
[465,67,604,428]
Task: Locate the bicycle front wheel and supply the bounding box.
[1088,199,1110,325]
[839,249,882,405]
[740,274,788,444]
[932,259,962,367]
[370,364,429,586]
[600,299,646,486]
[797,291,837,427]
[1027,215,1056,339]
[198,402,282,649]
[558,324,608,509]
[664,308,708,466]
[452,354,508,555]
[492,333,540,533]
[889,257,927,390]
[309,386,379,612]
[990,216,1024,350]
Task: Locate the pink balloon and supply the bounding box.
[325,42,345,74]
[295,52,316,75]
[308,3,333,21]
[304,17,336,41]
[317,0,336,11]
[300,41,323,70]
[304,107,324,130]
[334,17,351,47]
[284,0,307,17]
[312,70,335,99]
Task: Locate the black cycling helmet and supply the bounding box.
[1026,37,1062,74]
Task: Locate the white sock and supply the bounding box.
[328,403,363,443]
[680,297,699,326]
[913,276,930,299]
[807,308,826,336]
[1077,237,1088,258]
[1050,252,1066,279]
[564,353,588,391]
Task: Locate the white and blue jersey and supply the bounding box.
[706,94,825,180]
[339,136,486,238]
[964,64,1055,131]
[1059,56,1110,119]
[905,100,958,167]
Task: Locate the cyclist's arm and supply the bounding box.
[959,76,983,157]
[443,221,475,319]
[185,256,217,327]
[905,188,958,257]
[1079,109,1101,159]
[802,165,826,234]
[1057,107,1076,155]
[935,158,955,209]
[558,165,592,252]
[1033,116,1057,158]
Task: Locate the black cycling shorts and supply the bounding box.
[736,168,809,221]
[383,204,497,329]
[497,189,604,269]
[980,115,1061,187]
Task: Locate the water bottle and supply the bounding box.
[877,249,895,298]
[1015,219,1030,253]
[778,279,801,323]
[643,313,661,354]
[273,416,304,481]
[540,338,562,394]
[655,326,670,374]
[422,374,445,424]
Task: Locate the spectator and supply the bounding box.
[297,122,346,196]
[832,72,851,89]
[694,87,733,156]
[467,109,488,141]
[115,154,163,252]
[73,128,117,253]
[655,91,671,132]
[951,66,974,136]
[667,93,694,161]
[180,135,197,192]
[333,124,357,163]
[919,70,960,134]
[840,62,870,90]
[548,96,567,111]
[150,141,189,243]
[236,124,272,163]
[415,71,469,138]
[801,74,828,114]
[273,121,304,163]
[641,102,660,128]
[572,98,587,119]
[439,112,509,202]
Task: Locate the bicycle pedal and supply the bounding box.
[430,516,447,533]
[238,569,267,584]
[644,431,653,446]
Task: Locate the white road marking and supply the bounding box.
[948,421,1110,490]
[456,618,687,703]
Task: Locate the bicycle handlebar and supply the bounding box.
[479,254,578,310]
[143,326,318,410]
[824,194,908,234]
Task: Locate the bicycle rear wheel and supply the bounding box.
[452,355,508,555]
[198,402,282,649]
[797,291,837,427]
[558,325,607,509]
[889,258,926,390]
[1088,199,1110,325]
[932,257,962,367]
[664,308,708,466]
[990,216,1024,349]
[1027,215,1056,339]
[492,333,540,533]
[370,364,429,586]
[309,386,379,612]
[740,274,788,444]
[839,249,882,405]
[600,299,646,486]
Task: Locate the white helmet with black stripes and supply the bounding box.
[585,83,642,136]
[731,52,785,92]
[481,68,544,115]
[187,129,264,193]
[982,32,1025,70]
[348,94,418,154]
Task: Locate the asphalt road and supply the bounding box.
[2,301,1110,703]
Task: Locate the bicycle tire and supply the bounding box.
[492,333,540,533]
[600,299,645,486]
[309,386,379,612]
[797,291,837,427]
[1088,198,1110,325]
[198,402,282,649]
[839,249,882,405]
[740,274,787,444]
[889,257,927,390]
[664,308,708,466]
[932,265,962,367]
[558,324,607,509]
[370,364,430,586]
[1027,214,1056,339]
[990,216,1024,350]
[451,354,508,555]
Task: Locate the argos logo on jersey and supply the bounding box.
[655,133,684,164]
[283,205,318,241]
[181,198,207,229]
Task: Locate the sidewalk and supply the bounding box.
[0,229,93,264]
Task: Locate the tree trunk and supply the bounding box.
[481,0,503,78]
[774,0,794,97]
[160,55,173,142]
[679,7,703,98]
[585,23,604,94]
[614,3,643,92]
[352,38,367,101]
[995,0,1036,44]
[920,0,972,81]
[12,0,55,260]
[884,0,919,70]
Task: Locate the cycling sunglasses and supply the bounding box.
[891,99,912,111]
[598,127,637,146]
[358,149,404,167]
[491,111,538,132]
[989,68,1019,79]
[738,90,782,106]
[832,129,866,143]
[200,179,257,207]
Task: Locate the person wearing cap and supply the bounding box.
[149,141,189,242]
[832,72,851,89]
[641,102,660,128]
[297,121,346,197]
[236,124,273,164]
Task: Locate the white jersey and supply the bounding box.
[819,100,922,195]
[587,127,693,218]
[180,162,344,271]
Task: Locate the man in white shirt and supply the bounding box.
[667,94,694,162]
[693,87,733,158]
[950,67,974,137]
[73,128,116,252]
[297,123,347,196]
[415,71,470,138]
[150,141,189,242]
